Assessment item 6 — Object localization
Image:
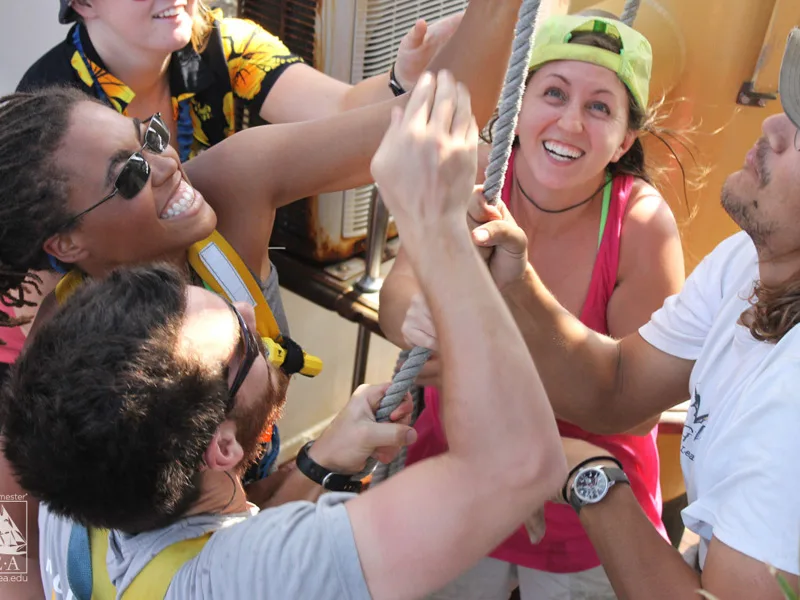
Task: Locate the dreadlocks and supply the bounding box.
[0,87,90,326]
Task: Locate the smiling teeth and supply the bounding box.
[154,7,183,18]
[161,186,196,220]
[544,141,583,161]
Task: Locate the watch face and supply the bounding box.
[574,468,609,503]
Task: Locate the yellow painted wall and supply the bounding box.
[571,0,798,271]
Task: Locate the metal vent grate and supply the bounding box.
[346,0,468,236]
[237,0,468,260]
[342,185,377,238]
[358,0,469,79]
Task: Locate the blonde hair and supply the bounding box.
[191,1,218,53]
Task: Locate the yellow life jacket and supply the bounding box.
[54,229,323,379]
[67,524,211,599]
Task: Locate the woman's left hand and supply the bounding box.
[394,13,464,91]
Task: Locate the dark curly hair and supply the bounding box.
[0,264,231,533]
[0,87,92,325]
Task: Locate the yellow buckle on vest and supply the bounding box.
[262,336,323,378]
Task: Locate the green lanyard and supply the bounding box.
[597,175,613,250]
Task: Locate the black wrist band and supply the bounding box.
[561,455,623,503]
[389,63,407,97]
[295,441,363,493]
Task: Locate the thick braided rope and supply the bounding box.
[370,383,424,483]
[483,0,542,205]
[620,0,641,26]
[359,347,428,484]
[368,0,542,486]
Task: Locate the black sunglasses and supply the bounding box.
[225,299,266,412]
[59,113,170,229]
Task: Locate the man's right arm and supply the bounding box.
[344,72,565,600]
[347,233,565,600]
[503,264,694,434]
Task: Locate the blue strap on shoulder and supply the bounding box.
[67,523,93,600]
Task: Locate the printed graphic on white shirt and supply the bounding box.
[681,387,709,461]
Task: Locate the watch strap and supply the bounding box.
[389,63,407,97]
[295,441,363,493]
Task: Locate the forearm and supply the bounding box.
[339,73,396,112]
[259,468,323,508]
[187,0,520,209]
[424,0,519,128]
[350,232,566,599]
[502,265,622,429]
[414,234,563,482]
[290,0,520,194]
[257,438,368,507]
[580,485,701,599]
[378,253,419,348]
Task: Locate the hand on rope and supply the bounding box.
[398,293,442,389]
[309,383,417,475]
[400,200,529,353]
[394,13,464,93]
[467,189,529,291]
[401,292,439,352]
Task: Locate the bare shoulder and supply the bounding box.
[622,178,680,240]
[616,177,684,286]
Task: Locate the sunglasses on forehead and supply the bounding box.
[58,113,171,230]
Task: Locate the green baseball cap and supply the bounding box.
[780,28,800,129]
[529,15,653,110]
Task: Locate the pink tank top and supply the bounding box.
[404,153,666,573]
[0,305,26,365]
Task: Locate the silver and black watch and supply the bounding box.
[568,463,629,513]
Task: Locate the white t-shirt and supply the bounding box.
[640,231,800,575]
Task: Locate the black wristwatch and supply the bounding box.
[388,63,407,97]
[567,463,629,513]
[295,441,363,493]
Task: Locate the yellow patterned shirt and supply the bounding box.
[18,12,303,160]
